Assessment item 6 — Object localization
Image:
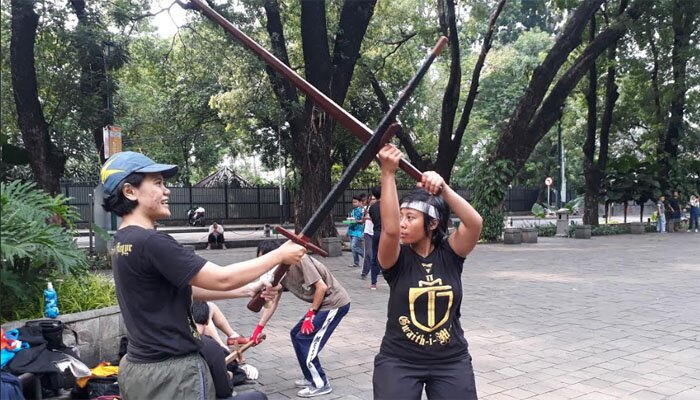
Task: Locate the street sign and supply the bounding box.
[544,176,553,186]
[103,125,122,159]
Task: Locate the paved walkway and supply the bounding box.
[197,232,699,399]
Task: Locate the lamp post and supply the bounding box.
[508,184,513,226]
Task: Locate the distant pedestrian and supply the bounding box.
[657,195,667,233]
[688,194,699,233]
[667,191,682,232]
[360,193,376,280]
[368,186,382,289]
[346,195,365,268]
[206,222,226,250]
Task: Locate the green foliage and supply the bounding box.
[54,273,117,314]
[0,273,117,323]
[591,224,630,236]
[531,203,546,219]
[468,159,516,241]
[536,223,557,237]
[564,196,583,215]
[0,180,89,320]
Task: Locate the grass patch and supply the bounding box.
[1,273,116,323]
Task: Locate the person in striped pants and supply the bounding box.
[253,241,350,398]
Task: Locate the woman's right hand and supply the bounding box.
[278,240,306,265]
[378,144,402,174]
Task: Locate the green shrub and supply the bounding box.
[54,273,117,314]
[1,273,117,323]
[1,180,89,321]
[536,223,557,237]
[592,224,630,236]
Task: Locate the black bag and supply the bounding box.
[72,376,119,399]
[25,320,65,350]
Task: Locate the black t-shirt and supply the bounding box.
[199,335,232,399]
[379,241,469,363]
[369,201,382,233]
[112,226,207,362]
[668,198,681,215]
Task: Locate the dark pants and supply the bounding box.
[370,234,382,284]
[208,233,224,246]
[220,389,267,400]
[373,352,477,400]
[290,304,350,389]
[361,233,373,276]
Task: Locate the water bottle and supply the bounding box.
[44,282,59,319]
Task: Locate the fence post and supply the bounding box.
[224,181,229,219]
[188,183,193,210]
[257,185,261,219]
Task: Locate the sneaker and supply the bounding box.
[360,274,367,280]
[297,385,332,397]
[348,264,359,268]
[295,379,312,388]
[370,284,377,290]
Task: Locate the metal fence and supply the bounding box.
[61,182,540,224]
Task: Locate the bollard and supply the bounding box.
[263,224,271,237]
[503,228,522,245]
[555,208,570,237]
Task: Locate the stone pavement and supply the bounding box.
[200,232,699,399]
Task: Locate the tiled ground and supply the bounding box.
[201,232,699,399]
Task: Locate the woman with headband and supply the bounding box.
[372,144,483,399]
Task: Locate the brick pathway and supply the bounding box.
[200,232,700,399]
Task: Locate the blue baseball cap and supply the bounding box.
[101,151,178,195]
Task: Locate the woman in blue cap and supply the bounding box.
[100,151,306,400]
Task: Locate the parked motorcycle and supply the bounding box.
[187,207,206,226]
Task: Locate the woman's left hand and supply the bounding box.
[418,171,445,195]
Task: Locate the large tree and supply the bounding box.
[582,2,625,226]
[657,0,699,191]
[471,0,651,240]
[10,0,65,194]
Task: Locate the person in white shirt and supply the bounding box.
[206,222,226,249]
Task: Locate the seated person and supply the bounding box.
[202,301,247,350]
[192,301,265,400]
[206,222,226,250]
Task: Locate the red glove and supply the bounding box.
[300,309,316,335]
[250,324,265,345]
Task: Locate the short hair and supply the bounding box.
[102,173,146,217]
[371,185,381,200]
[191,301,210,325]
[257,239,283,256]
[400,189,450,246]
[352,194,362,201]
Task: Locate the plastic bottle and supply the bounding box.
[44,282,59,319]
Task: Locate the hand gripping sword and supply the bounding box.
[180,0,447,311]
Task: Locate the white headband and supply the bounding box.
[401,201,440,220]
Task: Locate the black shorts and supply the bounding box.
[372,352,477,400]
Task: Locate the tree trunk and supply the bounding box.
[434,0,505,182]
[262,0,376,239]
[583,17,599,226]
[10,0,65,194]
[658,0,698,190]
[69,0,111,163]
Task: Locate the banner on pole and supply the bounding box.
[103,125,123,158]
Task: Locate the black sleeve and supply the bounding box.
[144,232,208,288]
[200,337,233,399]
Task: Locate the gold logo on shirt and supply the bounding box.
[114,242,132,256]
[408,278,453,333]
